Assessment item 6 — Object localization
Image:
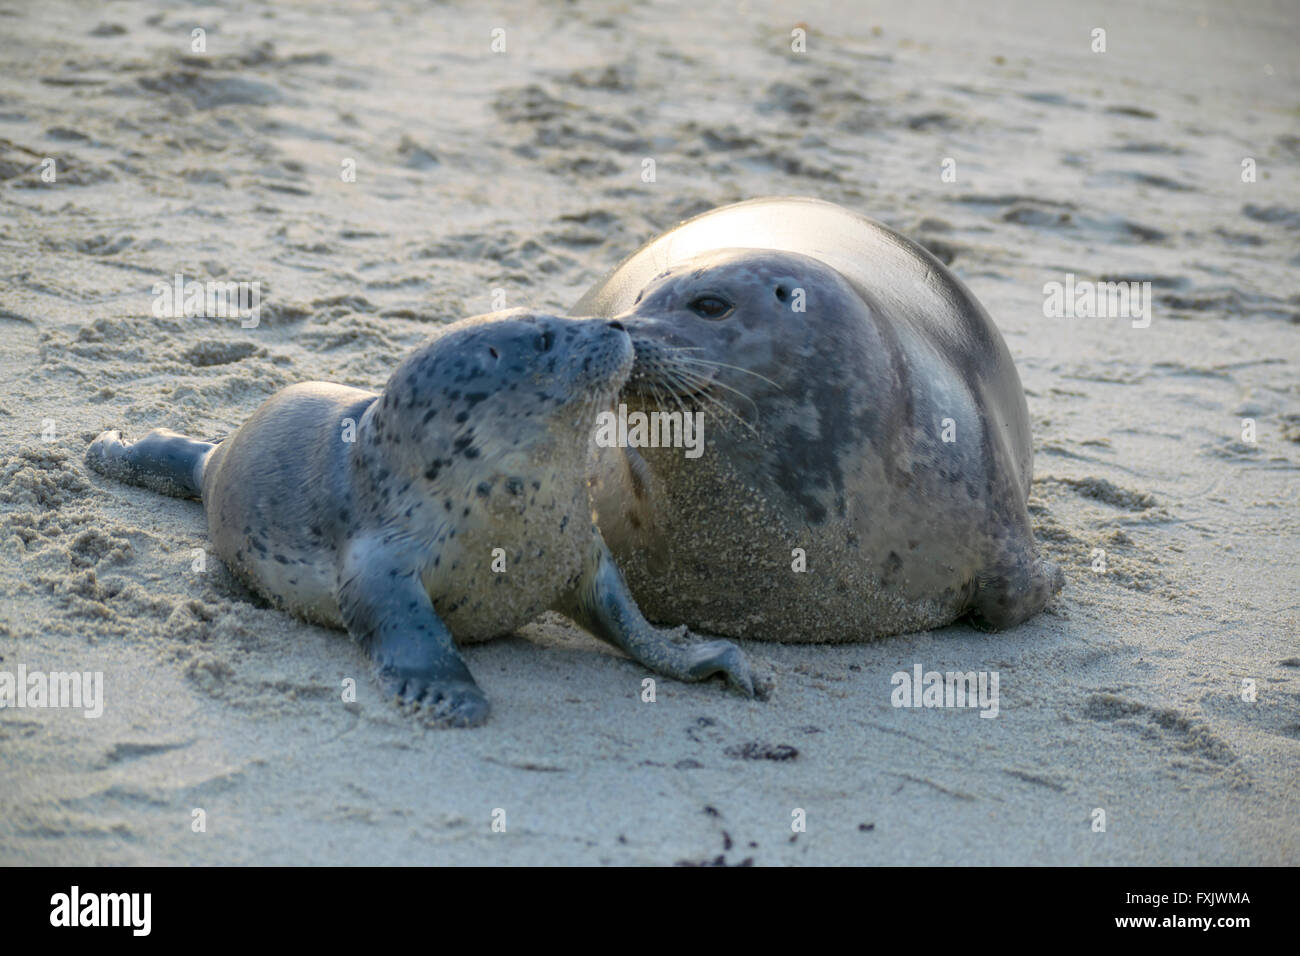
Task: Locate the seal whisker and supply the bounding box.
[665,353,784,391]
[652,367,697,429]
[661,366,759,436]
[668,364,762,417]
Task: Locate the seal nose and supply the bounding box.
[607,320,626,332]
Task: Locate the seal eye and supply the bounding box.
[689,295,732,320]
[536,330,555,352]
[775,285,789,302]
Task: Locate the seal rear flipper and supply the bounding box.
[967,550,1064,632]
[85,428,216,499]
[337,542,489,727]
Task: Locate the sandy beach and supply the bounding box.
[1,0,1297,865]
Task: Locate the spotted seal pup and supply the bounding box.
[86,310,757,726]
[573,197,1064,642]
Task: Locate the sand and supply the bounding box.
[1,0,1297,865]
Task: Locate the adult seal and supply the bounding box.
[573,197,1063,642]
[86,310,756,726]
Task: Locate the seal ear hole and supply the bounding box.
[488,346,500,360]
[775,285,789,302]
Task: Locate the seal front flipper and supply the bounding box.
[337,540,489,728]
[557,536,765,699]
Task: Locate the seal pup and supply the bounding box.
[573,197,1063,642]
[86,310,757,726]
